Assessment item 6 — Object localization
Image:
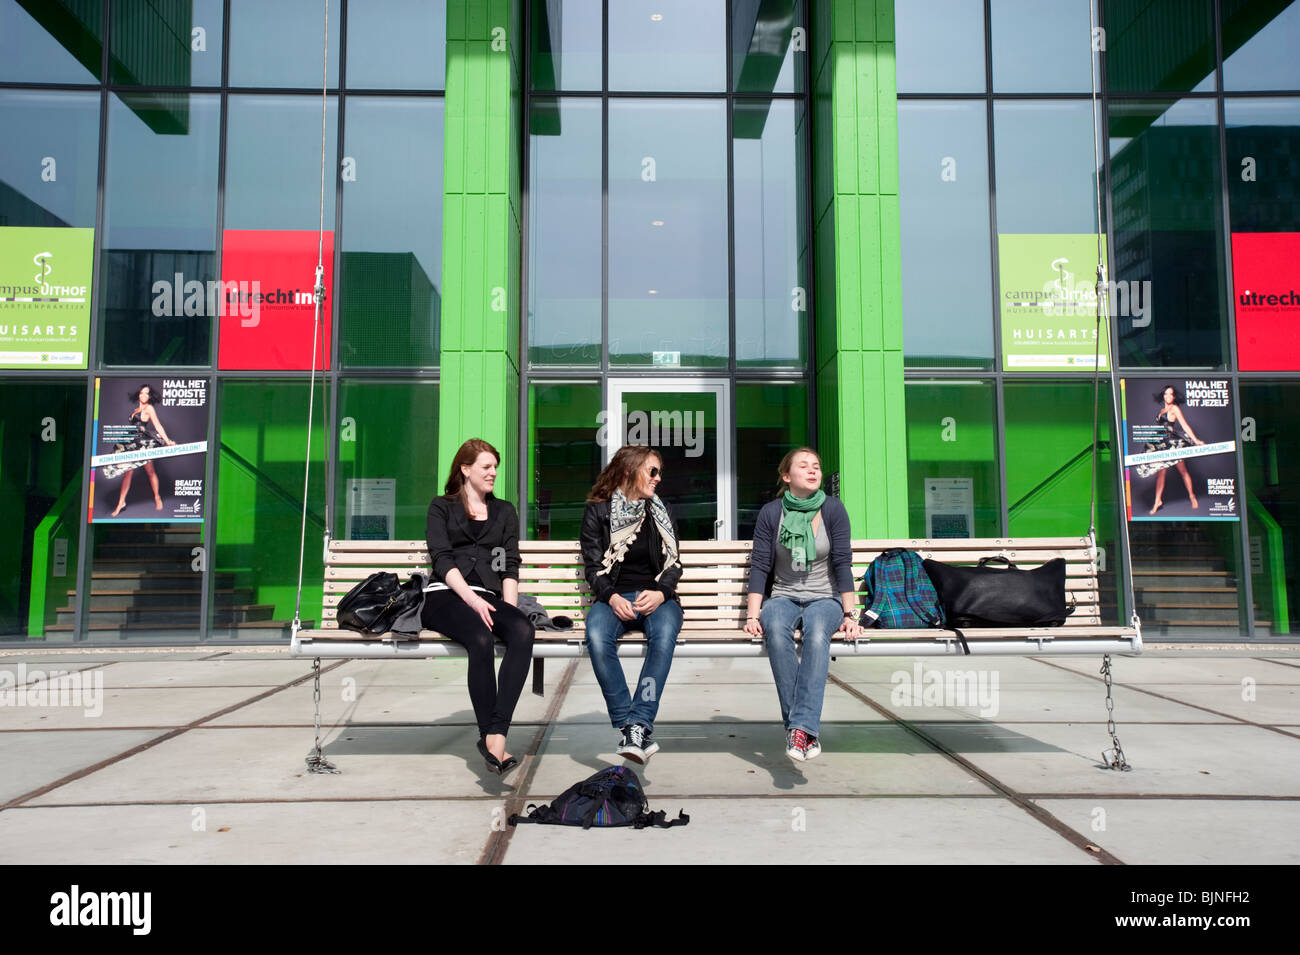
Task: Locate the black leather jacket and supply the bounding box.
[426,494,520,594]
[580,499,683,604]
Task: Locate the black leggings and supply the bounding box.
[421,589,535,738]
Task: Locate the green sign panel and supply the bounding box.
[999,234,1110,372]
[0,226,94,369]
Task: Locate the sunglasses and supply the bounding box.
[648,466,661,478]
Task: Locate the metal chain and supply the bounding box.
[305,657,339,774]
[1099,653,1131,771]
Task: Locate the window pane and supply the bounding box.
[1223,1,1300,91]
[899,101,993,369]
[528,98,601,366]
[904,380,1000,538]
[896,0,984,93]
[528,382,601,539]
[732,0,804,95]
[228,0,339,88]
[991,0,1094,93]
[0,91,100,229]
[212,379,326,639]
[609,99,728,367]
[346,0,445,89]
[340,97,443,367]
[224,95,338,230]
[1109,98,1227,370]
[0,380,86,640]
[110,0,224,87]
[1240,381,1299,637]
[1105,0,1216,94]
[0,0,103,83]
[609,0,725,92]
[994,100,1102,234]
[529,0,601,92]
[735,383,809,538]
[336,380,438,540]
[734,99,808,368]
[100,93,220,367]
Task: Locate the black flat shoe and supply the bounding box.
[497,755,520,776]
[476,738,503,775]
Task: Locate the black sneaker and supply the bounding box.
[637,725,661,760]
[616,725,645,763]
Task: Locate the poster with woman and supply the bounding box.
[89,378,209,523]
[1121,377,1239,522]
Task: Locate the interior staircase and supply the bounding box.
[1128,523,1259,637]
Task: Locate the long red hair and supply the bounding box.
[444,438,501,500]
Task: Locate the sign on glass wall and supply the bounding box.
[217,229,333,370]
[1231,232,1300,371]
[999,234,1111,371]
[89,377,209,523]
[0,227,94,369]
[1120,377,1239,522]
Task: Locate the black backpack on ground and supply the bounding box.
[508,765,689,829]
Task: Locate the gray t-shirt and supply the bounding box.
[771,514,834,600]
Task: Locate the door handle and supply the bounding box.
[713,518,724,540]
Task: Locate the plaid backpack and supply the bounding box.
[508,765,689,830]
[860,548,945,629]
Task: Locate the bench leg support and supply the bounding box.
[531,657,545,697]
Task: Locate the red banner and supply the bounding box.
[1231,232,1300,372]
[218,229,333,370]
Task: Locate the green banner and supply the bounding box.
[999,234,1110,372]
[0,226,94,369]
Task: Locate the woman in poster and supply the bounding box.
[110,384,176,516]
[1145,385,1205,515]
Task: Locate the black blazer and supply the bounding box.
[580,499,683,604]
[426,494,521,594]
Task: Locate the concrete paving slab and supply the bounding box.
[0,685,270,730]
[1035,799,1300,865]
[24,726,527,805]
[919,722,1300,796]
[830,655,1084,683]
[203,677,553,727]
[1125,683,1300,724]
[0,800,493,864]
[328,657,476,686]
[1044,656,1298,684]
[553,680,890,725]
[561,657,792,685]
[85,660,319,688]
[1,661,106,680]
[0,651,214,661]
[503,796,1095,865]
[525,722,997,797]
[0,729,165,803]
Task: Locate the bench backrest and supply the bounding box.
[320,537,1104,632]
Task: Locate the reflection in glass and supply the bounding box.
[340,97,443,366]
[735,100,807,367]
[110,0,223,87]
[228,0,339,88]
[609,0,724,92]
[528,383,602,540]
[1109,99,1226,369]
[619,390,719,539]
[732,0,803,95]
[898,101,993,368]
[0,0,102,83]
[530,0,602,91]
[895,0,984,93]
[994,100,1101,234]
[609,99,727,366]
[1105,0,1216,93]
[101,93,220,367]
[1226,98,1300,232]
[904,380,999,538]
[991,0,1095,93]
[1240,382,1299,637]
[529,98,601,365]
[225,95,338,230]
[736,383,809,538]
[0,91,100,228]
[346,0,446,89]
[1223,1,1300,91]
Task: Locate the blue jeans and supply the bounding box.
[584,591,683,734]
[761,595,841,736]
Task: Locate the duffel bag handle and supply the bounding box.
[976,555,1016,570]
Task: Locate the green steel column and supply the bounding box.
[440,0,523,498]
[810,0,908,535]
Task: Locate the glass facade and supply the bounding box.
[2,0,1297,644]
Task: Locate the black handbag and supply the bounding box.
[922,556,1074,628]
[336,571,426,637]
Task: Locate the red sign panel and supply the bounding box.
[218,229,333,370]
[1231,232,1300,372]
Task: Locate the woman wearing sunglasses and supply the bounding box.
[580,444,684,763]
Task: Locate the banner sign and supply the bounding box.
[217,229,333,370]
[999,234,1110,371]
[1231,232,1300,371]
[1121,377,1239,522]
[0,226,94,369]
[89,377,209,523]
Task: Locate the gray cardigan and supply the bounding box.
[747,496,855,597]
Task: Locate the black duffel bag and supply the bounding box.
[922,556,1074,628]
[336,571,426,637]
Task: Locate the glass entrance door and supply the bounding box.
[606,380,731,540]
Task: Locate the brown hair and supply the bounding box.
[775,446,821,493]
[444,438,501,500]
[587,445,661,502]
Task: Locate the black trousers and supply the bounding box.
[421,589,535,738]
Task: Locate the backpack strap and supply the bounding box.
[632,809,691,829]
[949,626,971,655]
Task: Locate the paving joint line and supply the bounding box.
[826,673,1124,865]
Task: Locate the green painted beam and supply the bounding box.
[810,0,907,536]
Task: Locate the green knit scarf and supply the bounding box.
[779,489,825,571]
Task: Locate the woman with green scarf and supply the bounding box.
[744,448,859,761]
